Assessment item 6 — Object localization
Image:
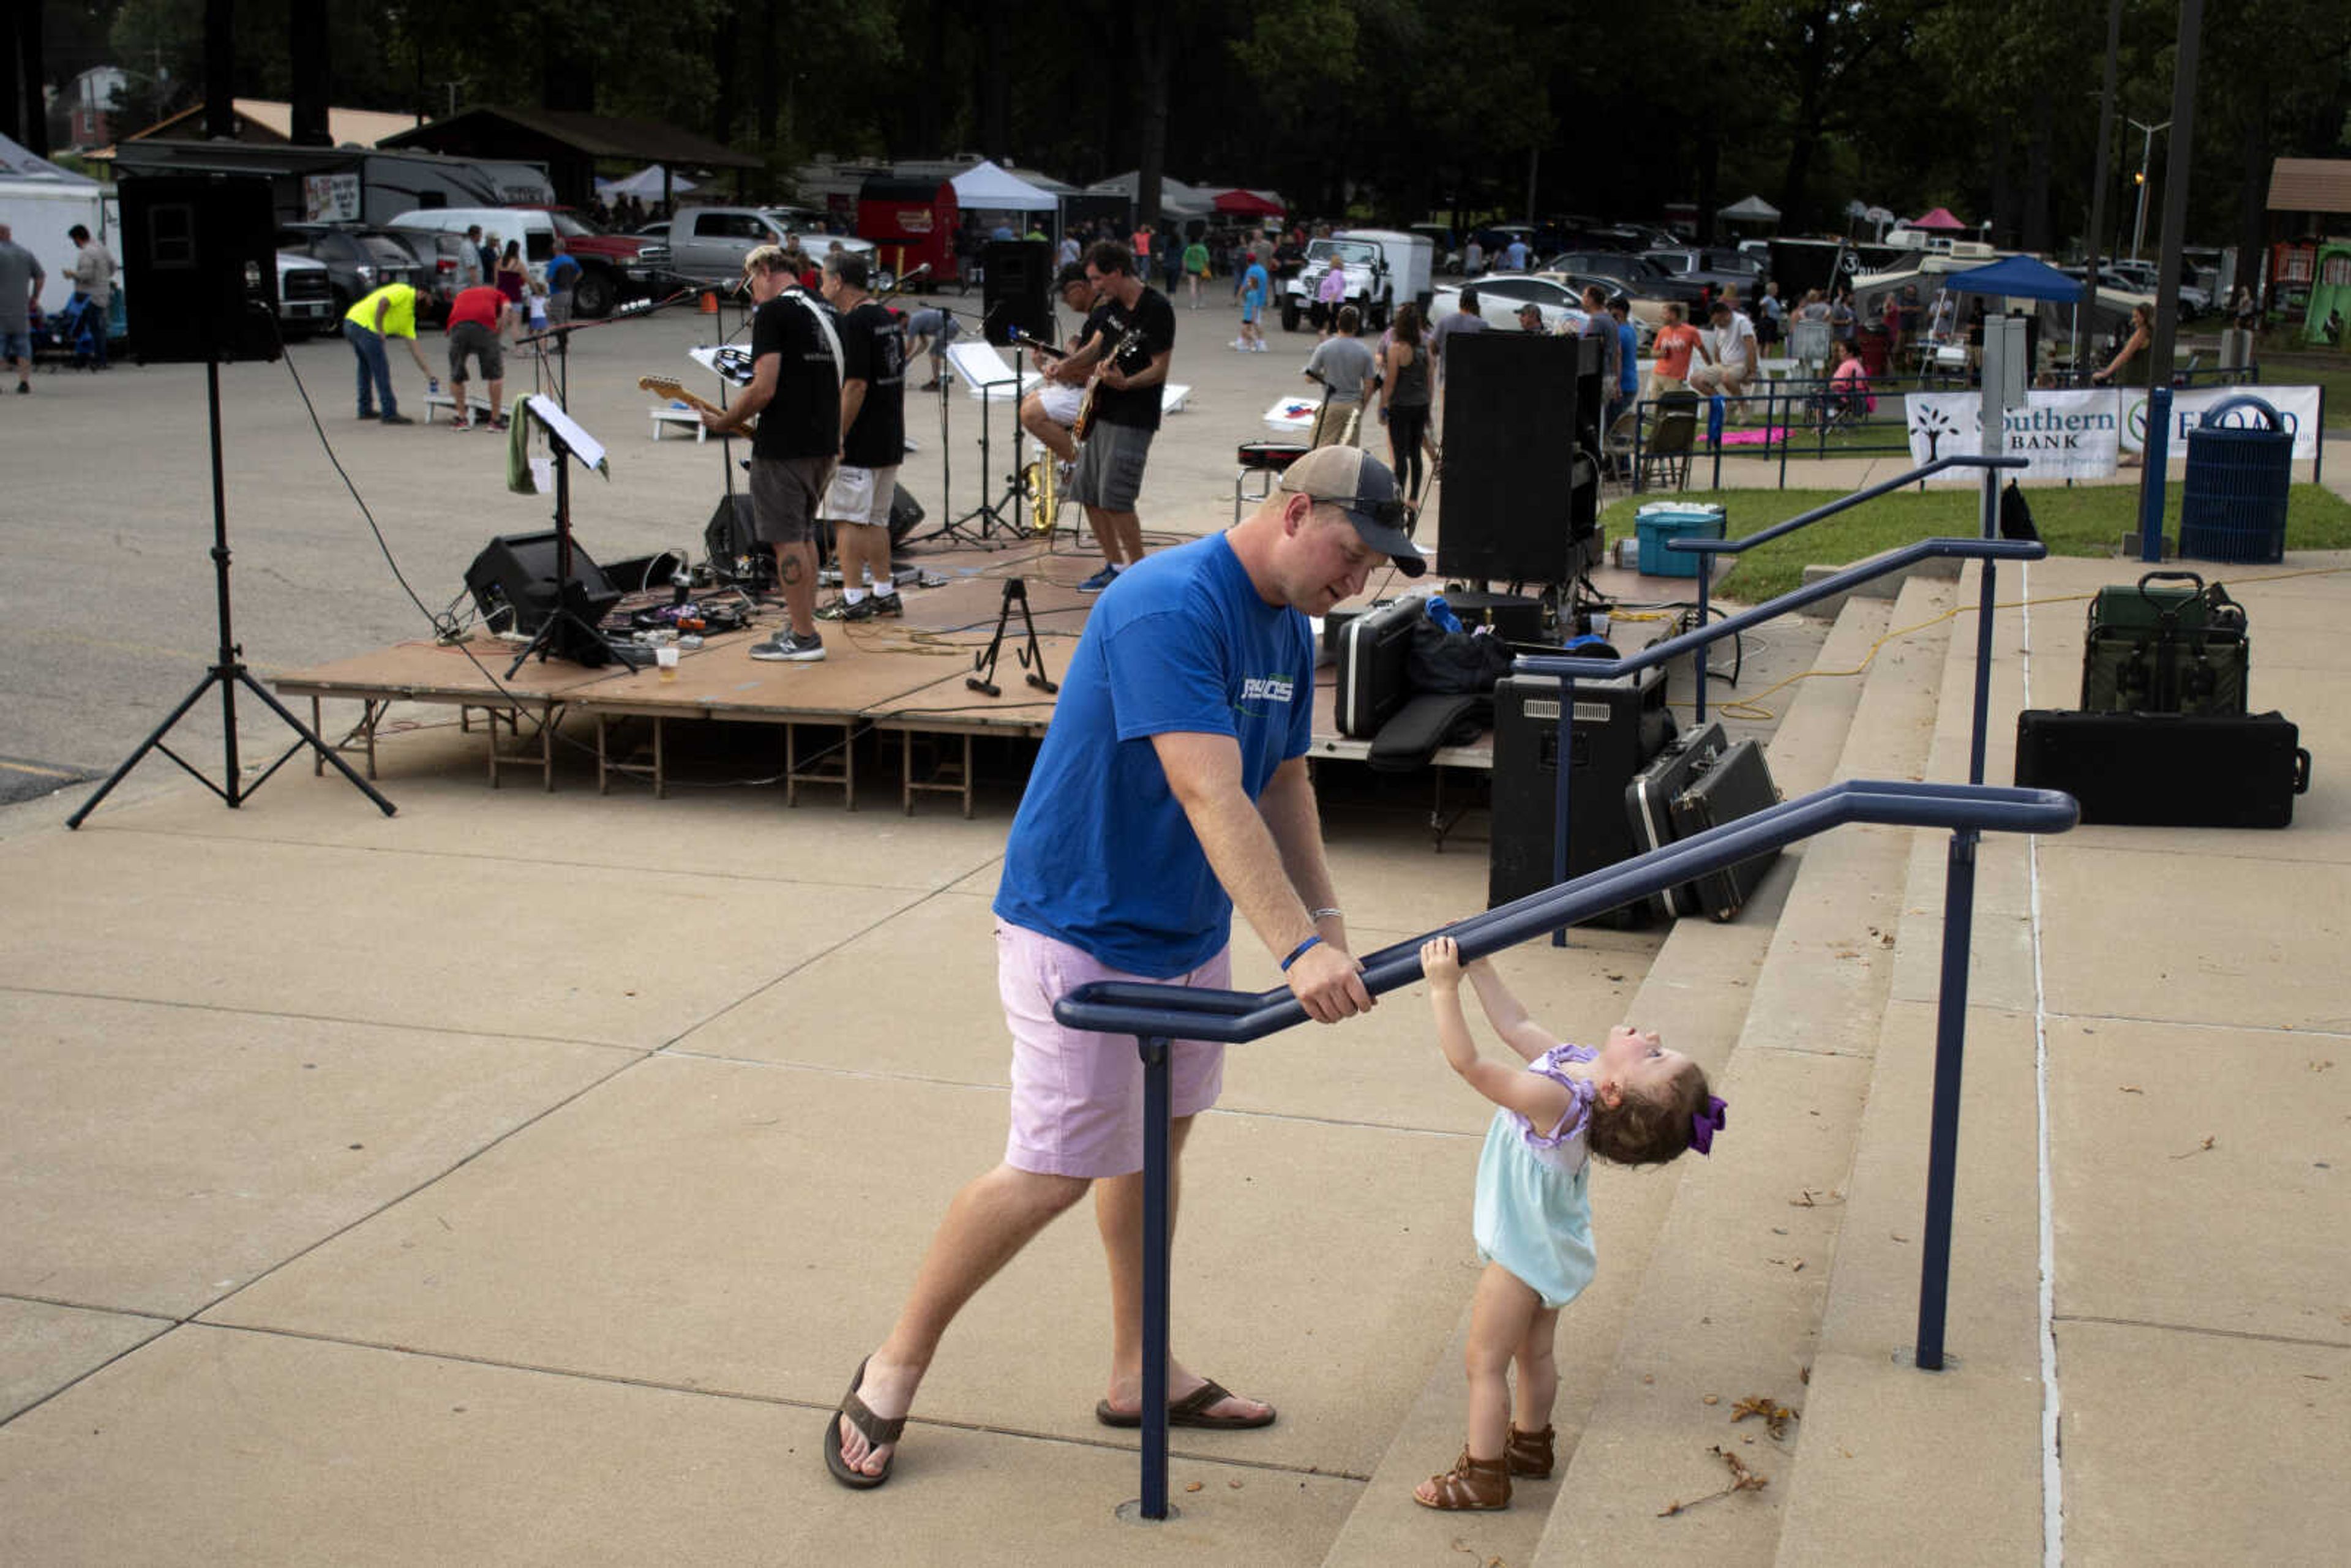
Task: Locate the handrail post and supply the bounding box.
[1972,467,1999,786]
[1694,553,1712,724]
[1130,1033,1174,1520]
[1549,673,1575,947]
[1914,827,1979,1371]
[1631,399,1647,494]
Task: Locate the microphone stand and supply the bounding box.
[515,286,699,411]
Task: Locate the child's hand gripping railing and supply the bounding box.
[1057,779,2080,1521]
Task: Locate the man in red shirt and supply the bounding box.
[443,283,514,430]
[1644,301,1712,403]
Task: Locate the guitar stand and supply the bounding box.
[967,577,1058,697]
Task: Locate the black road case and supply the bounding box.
[1624,724,1783,920]
[2015,709,2309,828]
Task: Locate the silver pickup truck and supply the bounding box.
[655,207,890,290]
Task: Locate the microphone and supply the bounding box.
[898,262,932,283]
[612,297,657,317]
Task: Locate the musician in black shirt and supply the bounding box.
[1053,241,1176,593]
[816,252,910,622]
[702,244,842,662]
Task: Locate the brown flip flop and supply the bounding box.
[825,1356,905,1490]
[1095,1377,1277,1430]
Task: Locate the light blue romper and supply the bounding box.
[1471,1043,1599,1310]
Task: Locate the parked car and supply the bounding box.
[655,206,893,290]
[513,206,664,317]
[275,223,427,331]
[1544,249,1705,305]
[1428,273,1589,334]
[273,252,337,339]
[386,206,666,318]
[1640,247,1764,296]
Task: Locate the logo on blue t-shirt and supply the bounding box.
[1235,673,1297,713]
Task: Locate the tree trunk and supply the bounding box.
[1133,15,1174,230]
[2022,84,2054,253]
[978,0,1011,164]
[757,0,780,148]
[2237,77,2272,304]
[288,2,329,146]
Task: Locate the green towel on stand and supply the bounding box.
[506,394,538,494]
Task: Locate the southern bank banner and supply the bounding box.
[1907,384,2323,478]
[1904,389,2121,480]
[2116,384,2322,460]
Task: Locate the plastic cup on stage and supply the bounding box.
[656,645,680,681]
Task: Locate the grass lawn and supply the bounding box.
[2255,350,2350,428]
[1600,483,2351,602]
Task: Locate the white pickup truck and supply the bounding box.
[1279,229,1434,333]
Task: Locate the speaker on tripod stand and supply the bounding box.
[1439,333,1604,587]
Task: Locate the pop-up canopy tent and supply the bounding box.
[1911,206,1967,232]
[1944,253,2080,301]
[949,159,1059,211]
[1213,188,1284,217]
[596,163,694,199]
[1719,193,1780,224]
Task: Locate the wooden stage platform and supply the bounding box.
[271,533,1495,818]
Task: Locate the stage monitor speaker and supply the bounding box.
[981,240,1052,347]
[465,531,621,637]
[1487,667,1675,913]
[1438,332,1603,584]
[120,174,282,364]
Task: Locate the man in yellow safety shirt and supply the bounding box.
[345,281,433,425]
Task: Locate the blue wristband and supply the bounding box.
[1279,932,1322,972]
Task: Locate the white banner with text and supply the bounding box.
[2115,384,2321,459]
[1903,389,2122,481]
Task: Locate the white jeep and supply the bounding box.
[1280,230,1434,333]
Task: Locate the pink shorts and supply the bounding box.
[997,921,1230,1179]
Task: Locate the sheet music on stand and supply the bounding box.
[688,344,757,387]
[523,394,607,471]
[946,341,1026,403]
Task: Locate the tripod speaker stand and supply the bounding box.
[70,174,394,828]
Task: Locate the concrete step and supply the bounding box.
[1318,588,1930,1565]
[1518,576,1961,1565]
[1770,560,2051,1567]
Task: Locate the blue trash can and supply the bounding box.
[2179,395,2292,564]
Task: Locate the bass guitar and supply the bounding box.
[638,375,735,426]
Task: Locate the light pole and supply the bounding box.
[2128,116,2170,261]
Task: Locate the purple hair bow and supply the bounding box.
[1690,1095,1728,1157]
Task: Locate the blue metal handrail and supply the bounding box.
[1516,535,2042,934]
[1654,454,2029,722]
[1065,778,2079,1521]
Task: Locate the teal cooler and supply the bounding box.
[1635,502,1727,577]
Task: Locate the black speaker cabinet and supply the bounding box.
[121,174,282,363]
[1487,667,1674,911]
[1439,332,1604,583]
[981,240,1052,347]
[464,531,621,636]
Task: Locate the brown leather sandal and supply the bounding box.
[824,1357,905,1490]
[1413,1447,1512,1510]
[1506,1424,1555,1478]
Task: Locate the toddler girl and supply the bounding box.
[1412,935,1726,1511]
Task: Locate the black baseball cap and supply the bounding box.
[1278,447,1427,576]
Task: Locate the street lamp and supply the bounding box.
[2128,116,2170,261]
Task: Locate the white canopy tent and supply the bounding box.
[596,163,696,200]
[1718,193,1780,224]
[1083,171,1215,219]
[950,160,1060,211]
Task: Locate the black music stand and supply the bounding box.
[940,306,1029,542]
[506,399,650,675]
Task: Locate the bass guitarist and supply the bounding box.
[1050,241,1176,593]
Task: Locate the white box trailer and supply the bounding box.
[0,176,114,317]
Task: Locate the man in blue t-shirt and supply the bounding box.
[826,446,1427,1490]
[542,237,583,326]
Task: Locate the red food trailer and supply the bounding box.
[857,176,960,291]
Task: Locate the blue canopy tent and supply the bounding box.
[1945,253,2137,368]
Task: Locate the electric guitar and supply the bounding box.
[1007,327,1067,362]
[1072,326,1150,443]
[637,375,735,426]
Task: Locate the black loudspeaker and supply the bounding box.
[121,174,282,363]
[1487,667,1675,912]
[464,531,621,636]
[1439,332,1604,583]
[981,240,1052,346]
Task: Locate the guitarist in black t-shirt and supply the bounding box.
[701,244,842,663]
[815,251,910,622]
[1049,241,1176,593]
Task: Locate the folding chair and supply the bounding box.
[1638,392,1699,492]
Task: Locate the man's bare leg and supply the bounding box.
[1021,395,1077,465]
[838,519,893,598]
[447,377,468,424]
[774,540,820,637]
[836,1163,1090,1477]
[487,377,504,423]
[1094,1115,1273,1422]
[1102,509,1144,566]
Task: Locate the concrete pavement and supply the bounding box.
[3,290,2346,1564]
